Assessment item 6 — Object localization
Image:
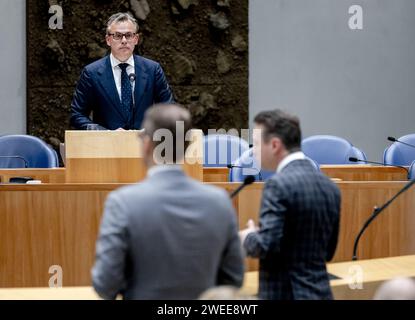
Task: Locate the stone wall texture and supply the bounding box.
[27,0,248,149]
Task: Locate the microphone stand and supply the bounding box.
[230,175,255,198]
[352,178,415,260]
[388,137,415,149]
[349,157,409,177]
[227,164,263,181]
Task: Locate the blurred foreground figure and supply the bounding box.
[92,104,244,299]
[374,277,415,300]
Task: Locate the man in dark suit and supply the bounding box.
[239,109,341,300]
[92,104,244,299]
[70,12,174,130]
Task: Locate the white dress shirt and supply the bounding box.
[109,53,135,101]
[276,151,306,173]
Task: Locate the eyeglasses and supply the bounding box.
[108,32,136,41]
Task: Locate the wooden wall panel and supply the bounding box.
[1,181,415,287]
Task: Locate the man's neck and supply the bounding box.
[146,164,183,177]
[276,150,305,173]
[111,53,133,63]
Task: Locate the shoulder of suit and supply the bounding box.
[83,56,109,73]
[108,179,154,201]
[134,54,161,70]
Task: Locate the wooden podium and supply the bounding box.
[65,130,203,183]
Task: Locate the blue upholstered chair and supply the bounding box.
[383,134,415,166]
[350,146,368,162]
[229,148,319,182]
[302,135,366,165]
[203,134,250,167]
[0,135,59,168]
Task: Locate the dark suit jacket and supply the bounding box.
[70,54,174,130]
[92,169,244,300]
[244,159,341,300]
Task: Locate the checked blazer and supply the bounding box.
[244,159,341,300]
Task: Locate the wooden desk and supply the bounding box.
[1,181,415,287]
[1,255,413,300]
[203,167,229,182]
[0,286,100,300]
[242,255,415,300]
[320,165,407,181]
[0,168,65,183]
[202,165,408,183]
[0,165,404,184]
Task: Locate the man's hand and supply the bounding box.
[239,219,258,245]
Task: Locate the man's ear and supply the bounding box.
[271,137,283,154]
[105,35,111,47]
[143,135,153,154]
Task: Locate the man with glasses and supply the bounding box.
[71,12,174,130]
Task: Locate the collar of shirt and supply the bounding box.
[147,164,183,177]
[110,53,135,71]
[276,151,306,173]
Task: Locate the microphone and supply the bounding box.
[227,164,263,180]
[128,73,136,83]
[348,157,409,175]
[230,175,256,198]
[0,155,28,168]
[128,73,136,129]
[387,136,415,149]
[352,177,415,260]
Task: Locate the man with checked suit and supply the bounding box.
[70,12,174,130]
[239,110,341,300]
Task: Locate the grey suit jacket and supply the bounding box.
[92,168,244,300]
[244,159,341,300]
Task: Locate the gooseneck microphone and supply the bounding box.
[348,157,409,175]
[387,136,415,149]
[352,177,415,260]
[0,155,28,168]
[230,175,256,198]
[128,73,136,129]
[227,164,263,181]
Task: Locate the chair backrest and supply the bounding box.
[0,135,59,168]
[350,146,368,163]
[228,148,262,182]
[383,134,415,166]
[203,134,250,167]
[229,148,320,182]
[409,160,415,180]
[302,135,364,165]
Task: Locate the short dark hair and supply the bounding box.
[254,109,302,151]
[142,104,192,162]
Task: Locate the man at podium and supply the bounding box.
[70,12,174,131]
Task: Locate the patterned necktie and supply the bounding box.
[118,63,132,118]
